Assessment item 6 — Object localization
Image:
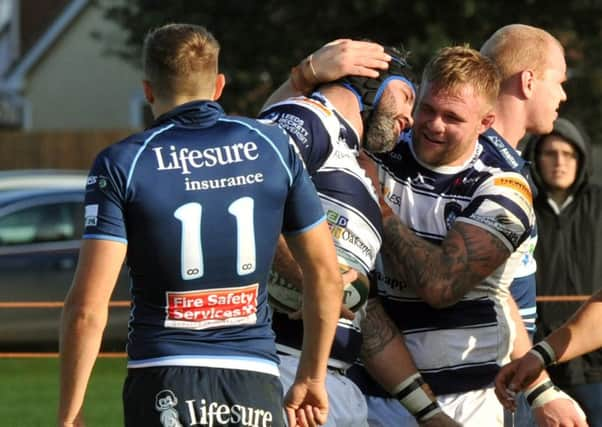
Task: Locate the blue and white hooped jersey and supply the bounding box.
[260,93,383,368]
[372,136,535,395]
[480,128,538,336]
[83,100,325,376]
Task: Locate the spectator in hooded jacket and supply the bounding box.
[510,117,602,425]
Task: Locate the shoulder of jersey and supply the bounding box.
[98,130,154,163]
[262,96,341,148]
[478,134,523,172]
[225,114,292,143]
[269,96,335,119]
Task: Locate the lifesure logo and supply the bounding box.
[185,398,273,427]
[153,142,259,175]
[154,390,274,426]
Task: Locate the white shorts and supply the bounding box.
[279,354,369,427]
[366,387,503,427]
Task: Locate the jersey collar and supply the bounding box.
[152,100,225,128]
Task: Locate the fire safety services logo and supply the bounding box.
[164,284,258,330]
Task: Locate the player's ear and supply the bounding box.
[519,69,535,99]
[213,74,226,101]
[142,80,155,104]
[478,110,496,133]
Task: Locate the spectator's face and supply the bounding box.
[364,80,415,153]
[412,82,492,167]
[537,135,578,192]
[528,43,567,134]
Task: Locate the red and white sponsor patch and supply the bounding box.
[164,283,258,330]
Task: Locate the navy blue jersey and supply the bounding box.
[83,101,325,375]
[261,93,382,368]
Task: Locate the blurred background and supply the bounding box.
[0,0,600,172]
[0,2,599,423]
[0,0,601,352]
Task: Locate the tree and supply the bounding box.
[96,0,602,142]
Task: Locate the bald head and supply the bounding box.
[480,24,564,81]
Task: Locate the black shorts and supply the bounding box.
[123,366,285,427]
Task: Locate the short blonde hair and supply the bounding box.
[143,23,220,100]
[421,45,500,107]
[480,24,563,80]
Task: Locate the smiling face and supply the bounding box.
[412,81,493,167]
[528,41,568,135]
[364,79,415,153]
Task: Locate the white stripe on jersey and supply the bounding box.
[128,354,280,377]
[374,138,533,386]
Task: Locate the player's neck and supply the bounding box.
[151,94,215,119]
[492,96,527,149]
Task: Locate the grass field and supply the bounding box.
[0,357,126,426]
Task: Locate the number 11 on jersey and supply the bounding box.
[174,197,256,280]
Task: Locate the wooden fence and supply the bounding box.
[0,130,134,170]
[2,130,602,183]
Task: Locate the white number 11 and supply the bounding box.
[174,197,256,280]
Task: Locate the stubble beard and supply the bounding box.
[364,109,399,153]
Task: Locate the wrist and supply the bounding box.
[290,55,319,94]
[529,340,557,368]
[524,378,559,409]
[392,373,442,422]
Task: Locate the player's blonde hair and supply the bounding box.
[480,24,563,80]
[143,23,220,100]
[421,45,501,108]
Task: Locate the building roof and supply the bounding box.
[20,0,71,57]
[3,0,88,90]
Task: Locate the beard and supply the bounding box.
[363,108,399,153]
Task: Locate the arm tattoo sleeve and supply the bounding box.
[360,298,400,359]
[381,215,510,307]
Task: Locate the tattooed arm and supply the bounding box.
[360,298,461,426]
[381,214,511,308]
[360,297,424,391]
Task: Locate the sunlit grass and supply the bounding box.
[0,357,125,426]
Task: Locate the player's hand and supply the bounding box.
[495,353,545,409]
[419,411,462,426]
[310,39,391,84]
[532,397,588,427]
[284,378,329,427]
[59,411,85,427]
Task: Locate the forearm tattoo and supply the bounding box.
[360,298,400,359]
[381,216,509,307]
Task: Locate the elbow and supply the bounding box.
[420,291,459,309]
[304,268,343,301]
[427,300,455,309]
[424,298,451,309]
[61,302,108,334]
